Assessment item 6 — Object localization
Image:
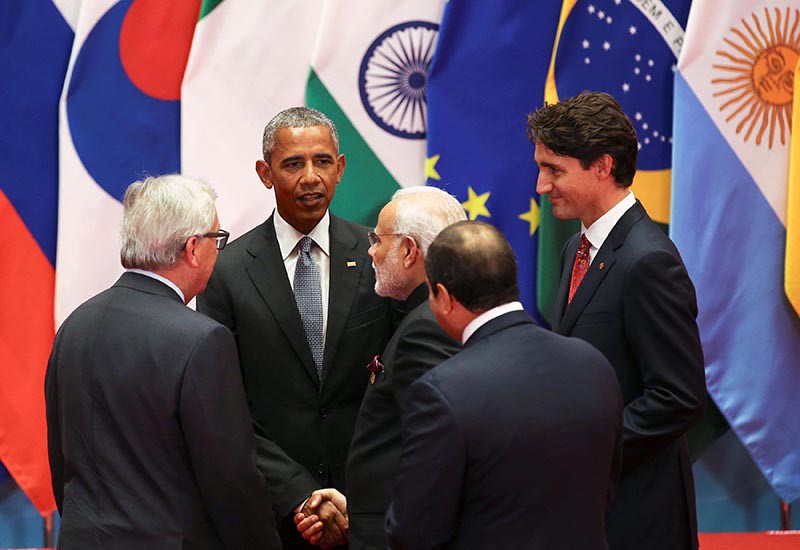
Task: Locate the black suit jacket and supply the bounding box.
[346,284,460,549]
[553,201,707,550]
[387,310,623,550]
[197,213,393,523]
[45,272,280,550]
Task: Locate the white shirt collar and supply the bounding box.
[582,191,636,255]
[461,301,524,344]
[273,209,330,259]
[126,268,185,303]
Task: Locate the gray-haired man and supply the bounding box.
[46,174,280,549]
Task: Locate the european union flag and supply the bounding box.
[425,0,562,315]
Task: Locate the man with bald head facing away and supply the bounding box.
[386,221,623,549]
[296,187,465,548]
[528,91,706,550]
[45,174,280,549]
[198,107,393,548]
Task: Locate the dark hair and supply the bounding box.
[526,91,638,187]
[425,221,519,314]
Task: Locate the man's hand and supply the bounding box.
[295,488,348,548]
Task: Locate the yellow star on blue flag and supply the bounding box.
[461,187,491,220]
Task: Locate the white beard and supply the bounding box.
[373,242,405,300]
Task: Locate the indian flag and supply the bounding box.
[307,0,446,225]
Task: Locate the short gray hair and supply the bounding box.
[120,174,218,270]
[391,186,467,256]
[262,106,339,160]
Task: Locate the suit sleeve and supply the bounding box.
[621,249,707,473]
[386,377,464,550]
[198,268,319,519]
[390,315,460,409]
[179,324,282,550]
[44,336,64,513]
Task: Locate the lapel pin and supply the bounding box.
[599,262,605,270]
[346,260,357,268]
[367,355,384,384]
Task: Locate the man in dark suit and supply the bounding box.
[198,107,393,548]
[296,187,465,548]
[527,91,707,550]
[45,174,280,549]
[386,221,623,549]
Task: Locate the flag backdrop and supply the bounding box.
[537,0,692,324]
[671,1,800,502]
[786,56,800,316]
[181,0,321,240]
[425,0,562,313]
[308,0,446,225]
[0,0,73,515]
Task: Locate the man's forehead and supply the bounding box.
[276,125,333,144]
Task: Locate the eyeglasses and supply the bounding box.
[204,229,230,250]
[367,231,407,247]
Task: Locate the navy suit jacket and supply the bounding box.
[553,201,707,550]
[197,213,393,525]
[346,284,460,549]
[46,272,280,549]
[387,310,623,549]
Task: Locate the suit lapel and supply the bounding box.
[555,201,647,336]
[322,215,364,385]
[245,216,320,386]
[552,234,578,328]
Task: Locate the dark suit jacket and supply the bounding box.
[387,310,623,550]
[553,201,707,550]
[45,272,280,550]
[346,284,460,550]
[197,214,393,524]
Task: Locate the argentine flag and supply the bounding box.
[671,2,800,502]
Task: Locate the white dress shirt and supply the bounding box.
[461,301,525,344]
[273,209,330,344]
[582,191,636,264]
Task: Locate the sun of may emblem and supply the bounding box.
[712,7,799,149]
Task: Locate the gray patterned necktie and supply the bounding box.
[294,236,324,378]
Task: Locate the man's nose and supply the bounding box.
[535,174,551,195]
[300,161,320,183]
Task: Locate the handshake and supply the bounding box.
[294,488,349,548]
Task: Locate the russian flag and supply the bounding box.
[671,2,800,502]
[0,0,74,515]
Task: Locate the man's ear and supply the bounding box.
[435,282,454,314]
[402,236,419,268]
[336,153,346,183]
[593,153,614,180]
[182,236,201,268]
[255,159,273,190]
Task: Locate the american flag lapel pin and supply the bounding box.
[599,262,605,270]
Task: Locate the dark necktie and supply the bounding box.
[294,236,324,378]
[568,234,592,304]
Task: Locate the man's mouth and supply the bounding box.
[298,192,324,205]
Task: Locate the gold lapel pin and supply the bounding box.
[346,260,357,268]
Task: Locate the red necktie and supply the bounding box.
[568,234,591,303]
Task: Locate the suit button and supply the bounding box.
[318,464,327,476]
[320,407,328,418]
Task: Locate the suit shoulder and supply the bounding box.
[214,220,270,268]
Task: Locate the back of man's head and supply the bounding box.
[120,174,217,271]
[426,221,519,313]
[391,186,467,256]
[261,106,339,161]
[526,91,638,187]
